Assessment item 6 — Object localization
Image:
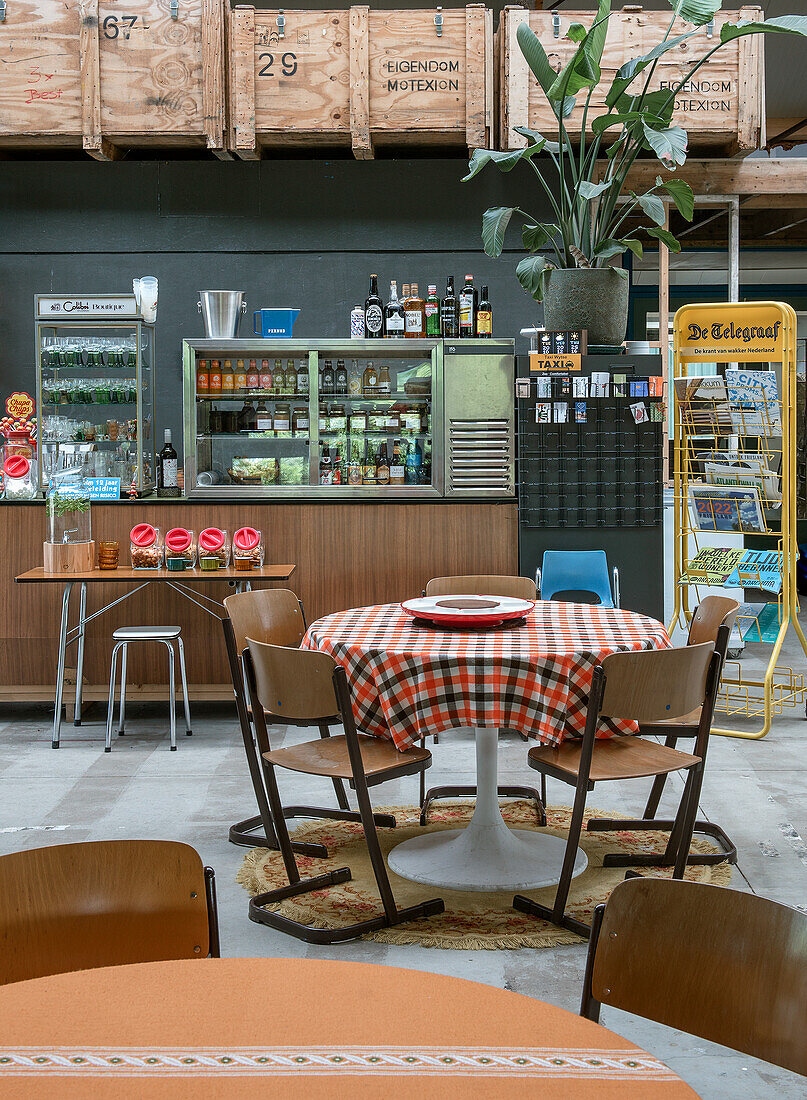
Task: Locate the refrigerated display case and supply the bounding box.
[182,339,514,499]
[35,295,155,495]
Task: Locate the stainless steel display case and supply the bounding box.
[35,295,155,495]
[182,338,514,499]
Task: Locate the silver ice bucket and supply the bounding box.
[198,291,247,338]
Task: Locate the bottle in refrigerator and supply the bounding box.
[362,440,377,485]
[319,444,332,485]
[221,359,235,395]
[425,285,440,336]
[348,359,362,396]
[196,360,209,396]
[459,274,477,337]
[404,438,422,484]
[390,439,405,485]
[364,274,384,338]
[335,359,348,394]
[376,363,391,396]
[321,359,335,396]
[362,360,378,395]
[273,401,291,433]
[237,399,256,432]
[255,400,273,432]
[259,359,272,392]
[404,283,425,338]
[209,405,222,435]
[285,359,297,395]
[332,445,343,485]
[441,277,459,338]
[477,286,492,337]
[235,360,247,394]
[247,360,260,392]
[384,280,405,339]
[292,405,309,436]
[273,359,284,395]
[376,442,390,485]
[209,360,222,395]
[348,442,363,486]
[296,359,309,395]
[157,429,179,498]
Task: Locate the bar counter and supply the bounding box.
[2,499,517,703]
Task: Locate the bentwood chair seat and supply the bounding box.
[514,641,723,939]
[244,638,444,944]
[263,735,431,783]
[419,573,545,826]
[527,737,701,786]
[0,839,219,986]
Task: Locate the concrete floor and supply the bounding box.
[1,511,807,1096]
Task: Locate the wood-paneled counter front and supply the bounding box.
[2,500,517,702]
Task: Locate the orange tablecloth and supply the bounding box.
[0,958,695,1098]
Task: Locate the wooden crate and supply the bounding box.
[0,0,226,159]
[497,6,765,156]
[227,5,493,159]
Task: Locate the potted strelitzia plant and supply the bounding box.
[464,1,807,345]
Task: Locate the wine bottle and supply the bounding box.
[364,274,384,338]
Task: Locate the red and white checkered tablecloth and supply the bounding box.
[302,602,671,751]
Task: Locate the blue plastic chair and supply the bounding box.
[536,550,619,608]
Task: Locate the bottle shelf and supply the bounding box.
[195,391,430,403]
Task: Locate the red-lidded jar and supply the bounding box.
[3,455,35,500]
[233,526,264,569]
[199,526,230,567]
[130,523,163,568]
[165,527,196,568]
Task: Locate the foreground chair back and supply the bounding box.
[537,549,619,608]
[225,587,306,656]
[244,638,444,943]
[582,877,807,1078]
[0,839,219,985]
[514,641,721,937]
[425,575,537,600]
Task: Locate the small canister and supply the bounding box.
[199,526,230,569]
[350,305,364,339]
[233,526,264,570]
[130,523,163,568]
[3,455,36,500]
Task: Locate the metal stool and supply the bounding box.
[106,627,192,752]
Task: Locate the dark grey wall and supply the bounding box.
[0,159,553,456]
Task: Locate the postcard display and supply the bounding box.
[671,301,807,738]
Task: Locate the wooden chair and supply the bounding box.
[419,574,545,827]
[0,839,219,986]
[243,638,444,943]
[222,589,395,860]
[581,877,807,1078]
[513,641,722,938]
[586,596,739,869]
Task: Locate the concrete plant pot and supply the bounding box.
[542,267,629,347]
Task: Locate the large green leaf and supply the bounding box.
[606,31,699,107]
[591,110,663,134]
[671,0,723,27]
[516,255,553,300]
[513,126,561,153]
[612,90,675,124]
[720,16,807,44]
[522,223,559,252]
[577,180,612,199]
[595,237,644,260]
[516,24,578,118]
[547,0,612,100]
[482,207,517,257]
[646,226,682,252]
[635,192,667,226]
[659,177,695,220]
[642,121,688,167]
[462,143,545,182]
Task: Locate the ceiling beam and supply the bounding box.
[612,159,807,201]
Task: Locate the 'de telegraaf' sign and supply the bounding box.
[676,304,787,360]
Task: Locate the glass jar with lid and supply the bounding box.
[47,464,91,545]
[233,526,264,570]
[199,526,230,569]
[292,405,309,436]
[3,455,36,500]
[165,527,197,570]
[130,522,163,568]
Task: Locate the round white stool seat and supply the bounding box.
[113,626,182,641]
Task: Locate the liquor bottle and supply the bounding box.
[348,358,362,396]
[285,359,297,395]
[376,362,391,396]
[441,277,459,338]
[348,441,363,486]
[404,283,425,339]
[459,274,477,338]
[390,439,405,485]
[364,273,384,338]
[332,445,343,485]
[362,439,377,485]
[296,358,309,395]
[255,400,273,432]
[476,285,492,338]
[425,285,440,336]
[156,429,180,498]
[335,358,348,395]
[272,359,283,395]
[319,444,332,485]
[321,358,335,396]
[384,280,405,339]
[404,438,422,484]
[362,360,378,395]
[376,441,390,485]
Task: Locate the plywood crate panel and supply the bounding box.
[497,6,765,156]
[228,5,492,159]
[0,0,226,158]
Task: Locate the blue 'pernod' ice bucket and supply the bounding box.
[253,308,300,338]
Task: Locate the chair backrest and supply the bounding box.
[223,588,306,655]
[425,575,537,600]
[688,595,740,659]
[540,550,612,605]
[246,637,340,722]
[0,840,216,986]
[586,877,807,1077]
[599,642,715,724]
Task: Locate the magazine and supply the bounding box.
[734,602,782,643]
[725,550,783,594]
[725,369,782,436]
[704,461,781,506]
[695,450,774,476]
[681,547,744,585]
[673,375,732,434]
[688,483,766,534]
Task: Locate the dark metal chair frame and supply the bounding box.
[513,642,723,939]
[243,644,444,944]
[223,612,394,860]
[586,612,737,869]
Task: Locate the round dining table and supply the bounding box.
[302,601,670,892]
[0,957,696,1098]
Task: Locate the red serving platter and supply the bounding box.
[400,595,535,628]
